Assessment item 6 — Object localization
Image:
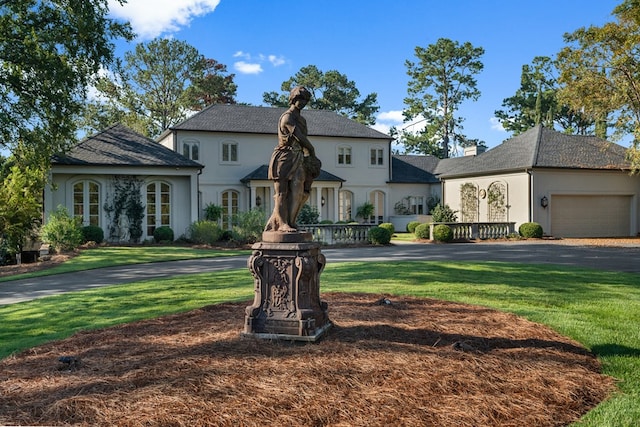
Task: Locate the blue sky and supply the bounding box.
[105,1,622,151]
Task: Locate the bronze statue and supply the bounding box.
[264,86,321,232]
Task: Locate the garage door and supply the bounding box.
[550,195,631,237]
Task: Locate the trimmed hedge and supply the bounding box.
[81,225,104,244]
[414,223,430,240]
[378,222,395,235]
[433,224,453,242]
[407,221,420,233]
[153,226,174,243]
[519,222,543,238]
[368,226,392,245]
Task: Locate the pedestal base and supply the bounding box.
[243,236,331,342]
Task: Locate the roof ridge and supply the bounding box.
[531,124,545,166]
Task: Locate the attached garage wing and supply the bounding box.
[550,195,632,238]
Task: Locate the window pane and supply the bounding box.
[192,144,199,160]
[183,144,189,158]
[231,144,238,161]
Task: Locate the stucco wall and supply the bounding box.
[441,172,530,227]
[532,169,640,236]
[47,166,199,241]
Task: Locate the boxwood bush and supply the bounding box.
[153,226,174,243]
[433,224,453,242]
[407,221,420,233]
[378,222,395,235]
[368,226,392,245]
[519,222,543,238]
[81,225,104,244]
[414,223,430,240]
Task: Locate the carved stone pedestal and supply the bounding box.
[242,232,331,342]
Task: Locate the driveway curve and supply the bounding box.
[1,240,639,306]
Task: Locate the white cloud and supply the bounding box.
[108,0,221,39]
[377,110,404,123]
[232,52,287,75]
[490,116,507,132]
[234,61,263,75]
[268,55,286,67]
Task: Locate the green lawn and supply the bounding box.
[1,256,639,425]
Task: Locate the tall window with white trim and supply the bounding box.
[146,182,171,236]
[73,181,100,226]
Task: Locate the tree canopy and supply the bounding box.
[403,38,485,158]
[556,0,640,167]
[495,56,596,136]
[262,65,379,126]
[0,0,133,167]
[83,38,237,138]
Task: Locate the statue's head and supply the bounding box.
[289,86,312,105]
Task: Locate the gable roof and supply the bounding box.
[165,104,392,141]
[240,165,346,183]
[436,125,630,178]
[390,155,440,183]
[52,124,203,168]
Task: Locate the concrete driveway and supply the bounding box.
[1,240,639,306]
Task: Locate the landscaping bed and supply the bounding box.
[0,293,614,426]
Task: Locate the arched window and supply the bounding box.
[369,190,385,224]
[146,181,171,236]
[222,190,239,229]
[339,190,353,221]
[73,180,100,226]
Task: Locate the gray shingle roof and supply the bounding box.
[436,125,630,178]
[240,165,345,183]
[390,155,440,183]
[168,104,392,140]
[53,124,203,168]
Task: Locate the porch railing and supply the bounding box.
[300,224,375,245]
[430,222,516,240]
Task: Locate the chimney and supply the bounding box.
[464,145,486,156]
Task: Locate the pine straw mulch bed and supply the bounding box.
[0,292,615,427]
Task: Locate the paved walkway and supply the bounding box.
[1,240,639,306]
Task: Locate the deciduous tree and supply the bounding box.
[403,38,484,158]
[556,0,640,167]
[0,0,133,166]
[84,38,236,138]
[263,65,379,126]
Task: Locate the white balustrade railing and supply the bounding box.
[430,222,516,240]
[300,224,375,245]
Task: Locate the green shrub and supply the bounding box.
[204,203,223,222]
[296,204,319,225]
[232,208,266,244]
[81,225,104,244]
[153,226,174,242]
[41,206,83,251]
[414,223,430,240]
[407,221,420,233]
[431,203,458,223]
[368,226,391,245]
[433,224,454,242]
[519,222,543,238]
[379,222,395,235]
[320,219,334,224]
[188,220,222,245]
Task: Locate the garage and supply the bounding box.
[550,195,632,237]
